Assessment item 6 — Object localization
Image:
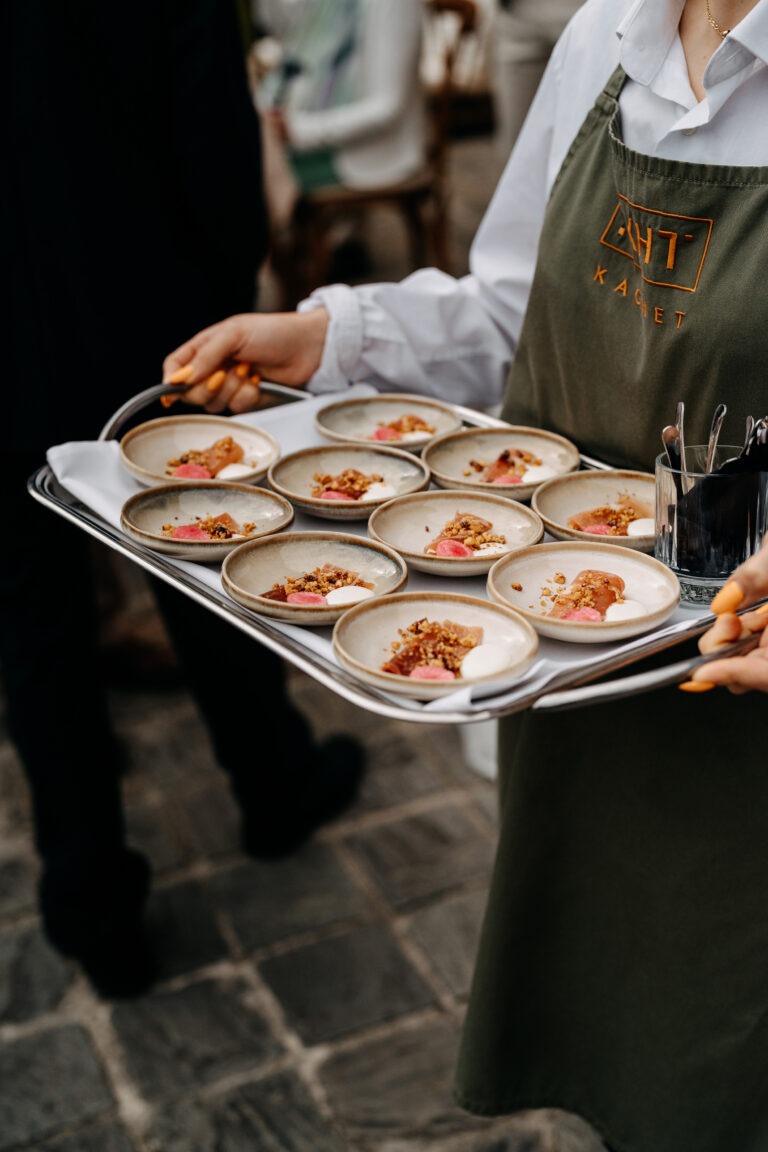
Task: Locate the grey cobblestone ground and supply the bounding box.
[0,137,610,1152]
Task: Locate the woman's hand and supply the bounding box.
[161,308,329,414]
[689,538,768,693]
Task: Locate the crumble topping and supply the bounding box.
[381,618,482,677]
[261,564,373,602]
[424,512,506,556]
[312,469,383,499]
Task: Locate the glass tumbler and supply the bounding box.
[655,445,768,605]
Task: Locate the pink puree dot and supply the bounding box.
[320,490,351,501]
[174,463,211,479]
[435,539,474,558]
[562,607,602,621]
[172,524,210,541]
[492,475,521,484]
[409,665,455,680]
[287,591,328,605]
[584,524,611,535]
[372,426,401,441]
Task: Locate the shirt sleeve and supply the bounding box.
[287,0,422,153]
[299,25,567,409]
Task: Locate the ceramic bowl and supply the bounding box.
[367,490,544,576]
[267,445,430,520]
[423,426,580,501]
[221,531,408,626]
[532,470,656,551]
[486,541,680,643]
[120,483,294,562]
[119,415,280,487]
[332,591,539,700]
[315,393,463,451]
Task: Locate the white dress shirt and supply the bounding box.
[301,0,768,407]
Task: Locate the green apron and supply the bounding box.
[455,67,768,1152]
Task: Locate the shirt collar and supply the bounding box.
[616,0,768,85]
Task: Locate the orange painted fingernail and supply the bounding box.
[250,373,261,385]
[679,680,715,692]
[710,581,744,615]
[235,361,250,378]
[161,394,179,408]
[756,603,768,615]
[168,364,194,384]
[206,369,227,393]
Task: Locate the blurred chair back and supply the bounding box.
[270,0,477,309]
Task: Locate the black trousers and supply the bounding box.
[0,454,315,896]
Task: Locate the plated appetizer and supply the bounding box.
[332,591,539,700]
[532,470,656,551]
[424,512,507,559]
[268,444,430,520]
[260,564,374,607]
[120,414,280,487]
[367,490,543,577]
[370,414,436,443]
[315,393,462,451]
[311,468,395,503]
[120,481,294,561]
[161,512,255,542]
[166,436,256,481]
[487,542,681,643]
[465,448,557,486]
[221,531,407,625]
[423,426,579,501]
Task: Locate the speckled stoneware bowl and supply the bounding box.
[486,541,680,643]
[119,415,280,487]
[221,531,408,626]
[120,483,294,562]
[315,393,463,452]
[332,591,539,700]
[267,444,430,520]
[422,426,580,501]
[532,470,656,551]
[367,490,544,576]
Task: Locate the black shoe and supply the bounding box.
[241,735,365,860]
[40,849,156,998]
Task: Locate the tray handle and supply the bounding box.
[532,630,762,712]
[99,381,311,441]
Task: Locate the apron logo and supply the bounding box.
[600,194,713,292]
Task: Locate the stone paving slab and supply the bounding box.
[0,1025,115,1150]
[145,879,229,982]
[259,922,436,1045]
[346,806,495,911]
[407,889,489,1000]
[0,924,72,1024]
[145,1073,345,1152]
[208,843,368,953]
[112,977,282,1101]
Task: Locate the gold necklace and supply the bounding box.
[705,0,730,38]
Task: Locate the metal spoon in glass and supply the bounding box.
[705,403,727,473]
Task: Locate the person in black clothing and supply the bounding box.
[2,0,362,997]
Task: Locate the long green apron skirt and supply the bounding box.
[455,67,768,1152]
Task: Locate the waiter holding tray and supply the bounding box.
[164,1,768,1149]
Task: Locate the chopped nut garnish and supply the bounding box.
[381,618,482,677]
[424,512,506,555]
[261,564,373,602]
[510,582,523,592]
[311,469,383,499]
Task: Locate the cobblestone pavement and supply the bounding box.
[0,136,610,1152]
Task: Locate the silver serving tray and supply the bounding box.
[28,383,763,723]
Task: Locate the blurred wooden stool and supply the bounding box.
[270,0,477,309]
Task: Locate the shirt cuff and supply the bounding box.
[298,284,365,393]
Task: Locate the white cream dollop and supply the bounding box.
[461,640,520,679]
[363,482,397,501]
[521,464,557,483]
[603,598,647,622]
[626,517,655,537]
[325,585,375,607]
[217,462,255,480]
